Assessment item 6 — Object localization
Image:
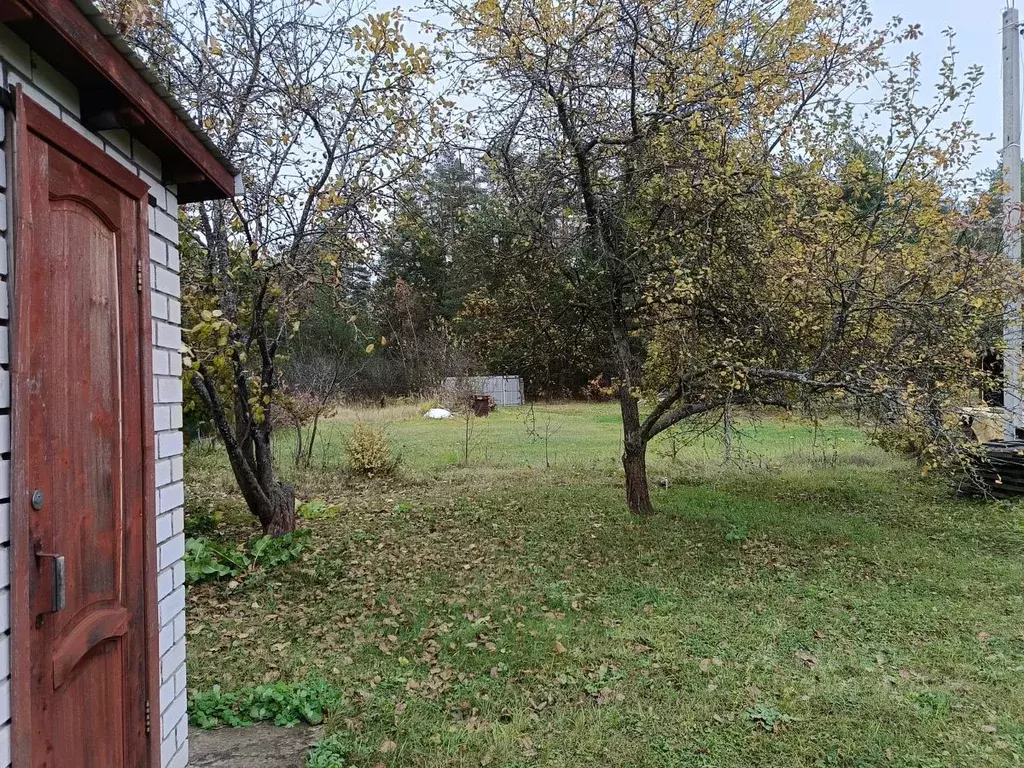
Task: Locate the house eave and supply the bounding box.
[0,0,237,202]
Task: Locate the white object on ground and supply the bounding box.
[424,408,454,420]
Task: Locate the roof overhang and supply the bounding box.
[0,0,237,202]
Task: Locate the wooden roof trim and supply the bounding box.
[21,92,149,199]
[13,0,236,200]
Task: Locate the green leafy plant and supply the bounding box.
[188,678,344,729]
[306,734,351,768]
[298,499,342,520]
[911,691,951,719]
[185,529,312,585]
[582,664,624,700]
[184,537,244,584]
[725,524,748,542]
[745,705,793,733]
[250,529,312,569]
[345,423,400,476]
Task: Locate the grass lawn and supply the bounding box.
[185,403,1024,767]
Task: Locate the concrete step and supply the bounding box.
[189,724,323,767]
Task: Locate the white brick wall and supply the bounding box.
[0,24,189,768]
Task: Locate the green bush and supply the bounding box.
[345,423,399,476]
[184,529,312,585]
[188,678,343,729]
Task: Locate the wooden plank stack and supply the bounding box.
[964,440,1024,498]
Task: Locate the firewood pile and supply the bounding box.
[963,441,1024,498]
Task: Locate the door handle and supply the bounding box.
[35,549,66,613]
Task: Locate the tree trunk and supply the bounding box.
[293,419,304,468]
[623,443,653,516]
[619,383,654,515]
[260,481,296,537]
[304,412,323,469]
[226,435,297,536]
[251,425,296,536]
[221,442,297,536]
[192,370,298,537]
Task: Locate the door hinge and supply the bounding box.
[136,258,143,293]
[145,699,152,735]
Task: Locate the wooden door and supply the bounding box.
[9,90,159,767]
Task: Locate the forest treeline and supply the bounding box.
[286,153,614,403]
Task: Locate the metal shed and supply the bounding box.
[443,375,525,407]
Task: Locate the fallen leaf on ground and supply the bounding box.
[795,651,819,669]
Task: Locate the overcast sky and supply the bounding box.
[872,0,1009,173]
[393,0,1010,175]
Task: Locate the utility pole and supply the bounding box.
[1003,4,1022,441]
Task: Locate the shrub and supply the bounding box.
[345,423,399,476]
[188,678,344,729]
[585,374,616,402]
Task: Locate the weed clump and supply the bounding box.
[188,678,343,728]
[184,529,311,584]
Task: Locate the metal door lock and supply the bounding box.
[34,546,66,613]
